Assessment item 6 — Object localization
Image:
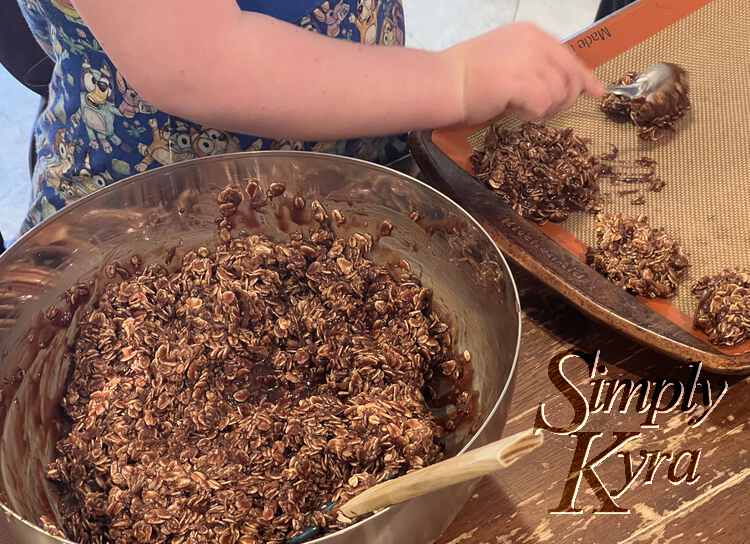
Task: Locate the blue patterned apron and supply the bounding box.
[16,0,407,231]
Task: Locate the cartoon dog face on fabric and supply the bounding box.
[82,61,113,107]
[190,128,242,157]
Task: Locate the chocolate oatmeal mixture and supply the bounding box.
[693,269,750,347]
[471,123,606,224]
[600,65,690,141]
[46,187,470,544]
[586,213,689,298]
[598,152,666,205]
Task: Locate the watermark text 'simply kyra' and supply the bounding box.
[535,350,729,514]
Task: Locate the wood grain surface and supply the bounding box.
[436,264,747,544]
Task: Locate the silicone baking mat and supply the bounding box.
[426,0,750,358]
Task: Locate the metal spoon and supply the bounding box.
[607,62,681,100]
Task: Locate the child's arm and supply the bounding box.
[71,0,604,140]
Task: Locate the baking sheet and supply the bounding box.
[438,0,750,354]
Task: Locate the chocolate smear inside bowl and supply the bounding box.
[0,154,520,544]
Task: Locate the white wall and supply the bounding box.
[403,0,519,51]
[0,65,37,242]
[403,0,600,50]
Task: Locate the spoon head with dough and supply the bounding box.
[607,62,680,100]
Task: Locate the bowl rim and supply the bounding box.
[0,150,522,544]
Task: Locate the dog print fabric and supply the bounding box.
[17,0,407,231]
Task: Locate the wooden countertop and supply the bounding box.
[437,264,746,544]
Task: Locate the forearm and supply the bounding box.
[72,0,464,140]
[203,15,464,139]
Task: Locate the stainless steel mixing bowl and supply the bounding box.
[0,152,520,544]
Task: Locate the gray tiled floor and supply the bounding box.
[0,1,598,243]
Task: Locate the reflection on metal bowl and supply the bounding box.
[0,152,520,544]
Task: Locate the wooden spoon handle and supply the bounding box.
[338,429,543,520]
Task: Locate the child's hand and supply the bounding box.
[443,22,606,125]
